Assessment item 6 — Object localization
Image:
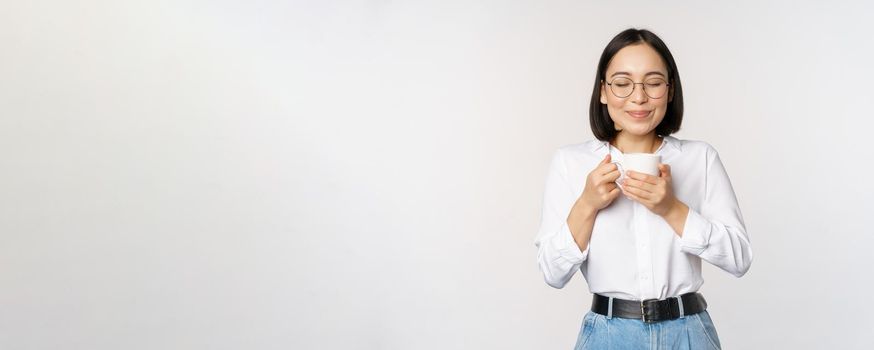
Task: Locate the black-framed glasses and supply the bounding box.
[605,77,670,99]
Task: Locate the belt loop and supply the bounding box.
[677,295,685,319]
[606,297,614,319]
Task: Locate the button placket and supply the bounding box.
[634,202,654,296]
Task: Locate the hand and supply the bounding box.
[566,154,622,251]
[620,163,678,217]
[575,154,622,213]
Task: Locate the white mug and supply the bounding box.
[612,153,661,186]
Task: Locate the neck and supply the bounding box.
[610,132,662,154]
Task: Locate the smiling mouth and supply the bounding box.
[627,111,650,118]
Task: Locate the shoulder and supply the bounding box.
[552,139,607,164]
[664,135,719,156]
[547,140,609,177]
[555,139,605,156]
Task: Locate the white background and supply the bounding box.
[2,1,873,349]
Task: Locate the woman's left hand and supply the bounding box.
[620,164,678,217]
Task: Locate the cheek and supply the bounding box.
[607,95,626,107]
[606,96,626,113]
[606,103,625,121]
[653,101,669,117]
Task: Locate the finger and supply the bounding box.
[622,184,652,201]
[595,174,620,189]
[595,174,621,191]
[597,163,619,177]
[659,163,671,178]
[626,170,659,185]
[623,187,642,202]
[622,177,655,193]
[599,154,611,165]
[607,186,621,200]
[602,168,621,182]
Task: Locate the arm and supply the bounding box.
[662,200,690,238]
[678,145,753,277]
[567,202,598,253]
[534,150,588,289]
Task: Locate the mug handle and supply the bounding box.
[611,161,626,189]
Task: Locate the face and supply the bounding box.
[599,43,673,136]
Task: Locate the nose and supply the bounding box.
[630,83,648,104]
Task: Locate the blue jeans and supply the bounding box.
[574,310,722,350]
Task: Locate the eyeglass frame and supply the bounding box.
[602,77,672,99]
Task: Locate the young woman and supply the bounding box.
[534,28,752,349]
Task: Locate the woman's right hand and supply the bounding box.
[574,154,622,214]
[565,154,622,251]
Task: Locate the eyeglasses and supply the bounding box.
[604,77,670,99]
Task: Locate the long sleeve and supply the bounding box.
[679,145,753,277]
[534,149,588,289]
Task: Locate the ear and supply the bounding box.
[600,80,607,104]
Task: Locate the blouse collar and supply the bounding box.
[588,135,683,154]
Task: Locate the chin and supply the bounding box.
[620,127,655,136]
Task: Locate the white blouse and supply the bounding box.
[533,135,753,300]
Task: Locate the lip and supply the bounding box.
[626,110,651,118]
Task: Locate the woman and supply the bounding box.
[534,28,752,349]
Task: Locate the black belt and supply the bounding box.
[591,292,708,323]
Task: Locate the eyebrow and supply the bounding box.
[610,71,666,78]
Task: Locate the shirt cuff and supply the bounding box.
[679,208,712,256]
[556,221,588,263]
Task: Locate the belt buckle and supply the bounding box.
[640,298,658,323]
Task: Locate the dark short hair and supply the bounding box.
[589,28,684,141]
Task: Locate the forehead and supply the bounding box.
[605,44,668,77]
